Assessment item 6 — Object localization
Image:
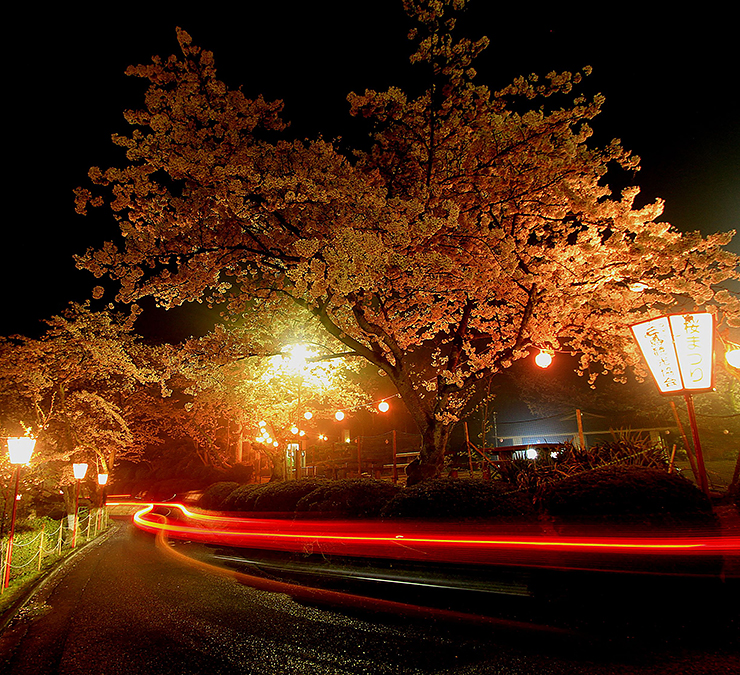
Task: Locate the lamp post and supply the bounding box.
[4,437,36,589]
[97,473,109,530]
[630,312,714,496]
[71,463,88,548]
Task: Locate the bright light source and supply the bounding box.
[335,411,345,421]
[73,463,88,480]
[272,441,279,447]
[7,437,36,465]
[628,282,648,292]
[535,349,553,368]
[97,473,109,486]
[299,430,305,436]
[726,348,740,369]
[303,411,313,420]
[291,426,299,435]
[258,420,267,428]
[525,449,538,460]
[378,401,390,413]
[631,313,714,394]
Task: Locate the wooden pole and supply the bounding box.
[464,422,474,475]
[576,409,586,450]
[357,435,363,477]
[670,400,700,484]
[392,430,398,484]
[668,444,677,474]
[38,523,45,571]
[730,447,740,493]
[3,467,21,589]
[684,393,710,497]
[57,520,63,554]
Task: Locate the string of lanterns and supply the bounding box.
[252,394,398,446]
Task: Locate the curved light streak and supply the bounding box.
[116,500,740,576]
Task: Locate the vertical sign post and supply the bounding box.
[630,313,714,496]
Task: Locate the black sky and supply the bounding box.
[5,1,738,341]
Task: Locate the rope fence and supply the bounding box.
[0,507,112,592]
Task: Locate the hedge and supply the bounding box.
[252,478,332,512]
[381,478,535,521]
[199,482,240,510]
[296,479,401,517]
[536,465,719,533]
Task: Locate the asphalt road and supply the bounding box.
[0,523,738,675]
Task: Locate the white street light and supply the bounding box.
[72,463,88,547]
[4,437,36,588]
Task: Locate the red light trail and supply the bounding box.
[113,501,740,576]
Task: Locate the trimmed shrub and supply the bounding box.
[223,483,267,511]
[381,478,535,521]
[537,465,718,532]
[252,478,332,512]
[296,479,401,517]
[494,439,669,491]
[199,482,239,511]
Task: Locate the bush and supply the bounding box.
[199,482,240,510]
[381,478,535,521]
[223,483,267,511]
[494,439,669,491]
[252,478,332,512]
[537,465,718,532]
[296,479,401,517]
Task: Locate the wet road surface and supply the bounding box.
[1,523,738,674]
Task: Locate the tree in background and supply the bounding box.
[0,303,167,513]
[174,307,373,480]
[75,0,740,481]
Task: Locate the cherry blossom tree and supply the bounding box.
[0,304,167,509]
[174,308,373,480]
[75,0,740,481]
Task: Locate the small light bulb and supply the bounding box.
[335,411,345,421]
[378,401,390,413]
[535,349,553,368]
[726,348,740,369]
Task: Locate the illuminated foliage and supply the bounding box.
[174,307,372,480]
[0,304,168,501]
[75,1,740,479]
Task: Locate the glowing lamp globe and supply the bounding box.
[535,350,553,369]
[335,411,345,421]
[291,426,299,435]
[378,401,390,413]
[303,411,313,420]
[72,463,88,480]
[7,437,36,465]
[726,348,740,369]
[97,473,109,486]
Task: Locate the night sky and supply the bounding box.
[5,1,738,341]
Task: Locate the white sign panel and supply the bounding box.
[631,317,683,394]
[630,313,714,395]
[669,313,714,391]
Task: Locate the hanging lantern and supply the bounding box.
[534,349,553,369]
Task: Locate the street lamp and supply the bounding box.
[630,312,714,495]
[72,463,88,548]
[97,473,109,530]
[3,437,36,589]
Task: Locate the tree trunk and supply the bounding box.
[409,420,452,485]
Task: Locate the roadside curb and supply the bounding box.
[0,524,118,635]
